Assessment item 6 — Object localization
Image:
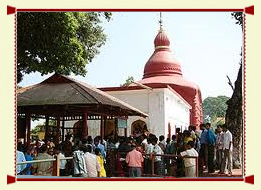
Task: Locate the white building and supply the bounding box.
[99,86,191,138]
[71,25,202,139]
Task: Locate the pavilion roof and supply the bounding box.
[17,73,148,118]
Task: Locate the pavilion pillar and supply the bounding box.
[45,116,49,140]
[100,116,104,142]
[104,116,107,141]
[61,117,65,142]
[25,114,31,145]
[114,118,118,138]
[56,116,61,146]
[124,128,127,137]
[100,116,106,143]
[82,113,88,140]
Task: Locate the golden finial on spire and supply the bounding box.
[159,12,163,32]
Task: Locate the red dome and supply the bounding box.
[154,31,170,48]
[139,29,203,128]
[143,30,182,78]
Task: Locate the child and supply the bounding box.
[94,148,106,177]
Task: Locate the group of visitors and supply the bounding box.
[199,123,233,176]
[17,139,55,176]
[16,135,107,177]
[17,122,233,178]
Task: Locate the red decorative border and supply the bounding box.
[14,13,17,179]
[243,13,246,177]
[7,5,254,185]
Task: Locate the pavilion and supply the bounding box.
[17,73,148,145]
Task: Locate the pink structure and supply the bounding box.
[136,28,203,128]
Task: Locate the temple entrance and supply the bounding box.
[131,120,148,137]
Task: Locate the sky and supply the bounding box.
[19,12,243,100]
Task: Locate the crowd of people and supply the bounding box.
[16,122,233,178]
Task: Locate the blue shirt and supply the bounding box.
[207,129,216,145]
[200,129,208,145]
[25,154,33,175]
[94,144,106,159]
[17,151,26,174]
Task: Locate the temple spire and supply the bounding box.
[159,12,163,32]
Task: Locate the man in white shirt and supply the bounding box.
[82,145,101,177]
[151,136,164,175]
[219,124,233,176]
[215,125,224,171]
[144,137,154,174]
[180,141,199,177]
[54,148,67,176]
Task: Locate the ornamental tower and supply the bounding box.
[138,13,203,127]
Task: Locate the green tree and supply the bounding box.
[202,95,230,123]
[121,76,135,86]
[17,12,112,83]
[225,12,243,168]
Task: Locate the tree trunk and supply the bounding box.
[225,64,242,168]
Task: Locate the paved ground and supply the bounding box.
[202,169,243,177]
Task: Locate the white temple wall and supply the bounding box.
[164,88,190,137]
[86,88,190,139]
[107,89,165,137]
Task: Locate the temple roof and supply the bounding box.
[17,73,148,117]
[143,29,183,78]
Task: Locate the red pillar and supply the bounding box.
[82,113,88,140]
[114,118,118,139]
[25,114,31,145]
[56,116,60,146]
[45,116,49,140]
[124,128,127,137]
[100,116,104,142]
[168,123,171,140]
[61,117,65,142]
[175,125,177,136]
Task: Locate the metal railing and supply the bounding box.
[17,153,198,177]
[17,156,73,176]
[112,152,198,177]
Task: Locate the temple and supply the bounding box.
[138,24,203,128]
[92,19,203,138]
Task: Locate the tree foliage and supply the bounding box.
[202,96,230,123]
[121,76,135,86]
[17,12,112,83]
[231,12,243,29]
